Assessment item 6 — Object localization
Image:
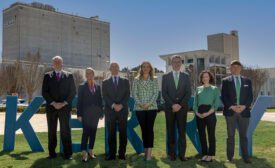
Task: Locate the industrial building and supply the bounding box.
[2,2,110,71]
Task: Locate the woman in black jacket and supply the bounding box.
[77,67,103,162]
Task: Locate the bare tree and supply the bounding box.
[72,69,85,94]
[0,66,6,97]
[186,64,196,95]
[241,66,269,105]
[16,51,44,103]
[0,62,23,96]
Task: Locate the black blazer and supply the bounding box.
[161,71,191,108]
[77,82,103,118]
[102,76,130,113]
[221,75,253,117]
[42,70,76,109]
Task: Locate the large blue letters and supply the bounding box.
[3,95,273,157]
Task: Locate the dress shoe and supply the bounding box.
[119,155,127,160]
[46,155,56,159]
[82,157,88,162]
[226,158,232,162]
[105,155,116,160]
[179,156,189,162]
[243,158,252,164]
[170,155,176,161]
[65,156,73,160]
[89,153,96,159]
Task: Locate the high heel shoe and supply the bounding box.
[88,153,96,159]
[82,157,88,162]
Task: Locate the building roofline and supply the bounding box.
[159,49,230,60]
[207,33,228,37]
[3,2,110,25]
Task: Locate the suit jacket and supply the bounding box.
[77,82,103,118]
[221,75,253,117]
[42,70,76,109]
[102,76,130,114]
[161,71,191,109]
[132,76,159,111]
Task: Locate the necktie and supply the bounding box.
[57,72,60,81]
[89,83,95,93]
[174,72,179,89]
[114,76,118,90]
[235,76,240,105]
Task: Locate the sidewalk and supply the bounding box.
[0,112,274,135]
[0,113,105,135]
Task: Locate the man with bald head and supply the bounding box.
[42,56,76,160]
[102,62,130,160]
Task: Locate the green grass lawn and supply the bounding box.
[0,113,275,168]
[266,109,275,112]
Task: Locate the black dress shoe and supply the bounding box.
[170,155,176,161]
[46,155,56,159]
[105,155,115,160]
[243,158,252,164]
[118,155,127,160]
[65,156,73,160]
[179,156,189,162]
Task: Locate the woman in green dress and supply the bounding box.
[193,70,220,162]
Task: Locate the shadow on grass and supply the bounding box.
[29,153,101,168]
[0,150,38,160]
[226,157,274,168]
[160,154,227,168]
[126,153,160,168]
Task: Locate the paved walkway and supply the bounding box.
[0,112,275,135]
[0,113,105,135]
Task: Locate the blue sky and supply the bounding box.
[1,0,275,71]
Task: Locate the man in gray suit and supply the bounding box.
[102,62,130,160]
[162,55,191,161]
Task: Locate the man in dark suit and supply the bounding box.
[221,60,253,164]
[42,56,76,160]
[162,55,191,161]
[102,62,130,160]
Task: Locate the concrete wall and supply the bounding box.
[207,31,239,65]
[3,4,110,71]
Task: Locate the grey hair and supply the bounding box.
[109,62,119,69]
[52,56,63,62]
[171,55,182,62]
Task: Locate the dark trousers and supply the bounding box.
[165,107,188,156]
[106,110,128,156]
[196,114,216,156]
[225,113,250,159]
[81,119,99,150]
[46,106,72,157]
[136,110,157,148]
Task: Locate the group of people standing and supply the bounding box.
[42,55,253,164]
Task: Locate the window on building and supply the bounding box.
[187,59,193,63]
[221,57,226,64]
[209,56,215,63]
[197,58,205,75]
[215,57,220,64]
[182,59,185,64]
